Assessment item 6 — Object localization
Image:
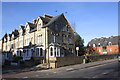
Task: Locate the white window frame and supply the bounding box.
[49,47,54,57]
[110,48,112,52]
[93,44,96,47]
[108,42,112,46]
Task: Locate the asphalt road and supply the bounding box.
[43,62,120,78]
[3,59,120,78]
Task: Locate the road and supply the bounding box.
[44,62,120,78]
[3,59,120,78]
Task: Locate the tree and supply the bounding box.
[87,46,100,55]
[74,32,85,56]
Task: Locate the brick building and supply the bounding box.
[87,36,120,54]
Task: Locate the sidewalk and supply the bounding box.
[2,59,118,78]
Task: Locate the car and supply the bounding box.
[118,56,120,62]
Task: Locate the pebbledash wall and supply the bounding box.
[87,36,120,55]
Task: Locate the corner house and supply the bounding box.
[0,13,79,67]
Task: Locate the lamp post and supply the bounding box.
[76,47,79,56]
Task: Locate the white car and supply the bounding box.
[118,56,120,62]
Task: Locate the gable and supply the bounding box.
[44,14,69,33]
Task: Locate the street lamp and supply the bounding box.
[76,47,79,56]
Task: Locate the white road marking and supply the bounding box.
[23,76,28,78]
[53,72,57,73]
[35,75,39,77]
[66,68,73,71]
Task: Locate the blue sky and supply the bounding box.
[2,2,118,46]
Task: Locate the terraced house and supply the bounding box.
[0,13,76,65]
[87,36,120,54]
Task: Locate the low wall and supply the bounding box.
[24,57,44,67]
[49,56,84,68]
[87,54,118,62]
[49,54,118,68]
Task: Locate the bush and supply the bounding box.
[13,56,23,62]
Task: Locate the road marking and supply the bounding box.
[23,76,28,78]
[53,72,57,73]
[102,73,107,75]
[66,68,73,71]
[35,75,39,77]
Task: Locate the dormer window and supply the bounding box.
[66,25,69,31]
[37,18,43,30]
[26,24,30,34]
[19,28,23,36]
[7,36,10,41]
[12,34,14,40]
[4,38,6,42]
[108,42,112,46]
[93,44,96,47]
[98,43,100,47]
[89,44,91,46]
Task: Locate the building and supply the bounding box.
[0,13,76,64]
[87,36,120,54]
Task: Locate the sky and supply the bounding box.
[1,2,118,46]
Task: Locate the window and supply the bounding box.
[25,38,30,45]
[89,44,91,46]
[19,40,23,47]
[110,48,112,52]
[20,51,22,56]
[26,25,30,34]
[54,47,56,57]
[93,44,96,47]
[62,34,65,42]
[40,48,43,56]
[38,35,42,44]
[36,48,39,56]
[19,29,23,36]
[31,49,34,56]
[98,43,100,47]
[66,26,69,31]
[98,49,101,52]
[108,42,112,46]
[68,37,72,43]
[27,49,29,56]
[51,34,56,43]
[8,36,10,41]
[12,34,14,40]
[57,48,59,56]
[50,47,53,56]
[11,44,14,49]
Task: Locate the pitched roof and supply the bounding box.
[12,29,19,37]
[43,13,68,33]
[27,22,37,32]
[43,13,64,27]
[88,36,120,46]
[39,16,50,23]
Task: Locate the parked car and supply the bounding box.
[118,56,120,62]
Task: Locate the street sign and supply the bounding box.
[76,47,79,50]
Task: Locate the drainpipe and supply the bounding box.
[45,27,46,63]
[45,27,49,68]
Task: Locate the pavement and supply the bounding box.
[2,58,118,78]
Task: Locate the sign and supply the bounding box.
[76,47,79,50]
